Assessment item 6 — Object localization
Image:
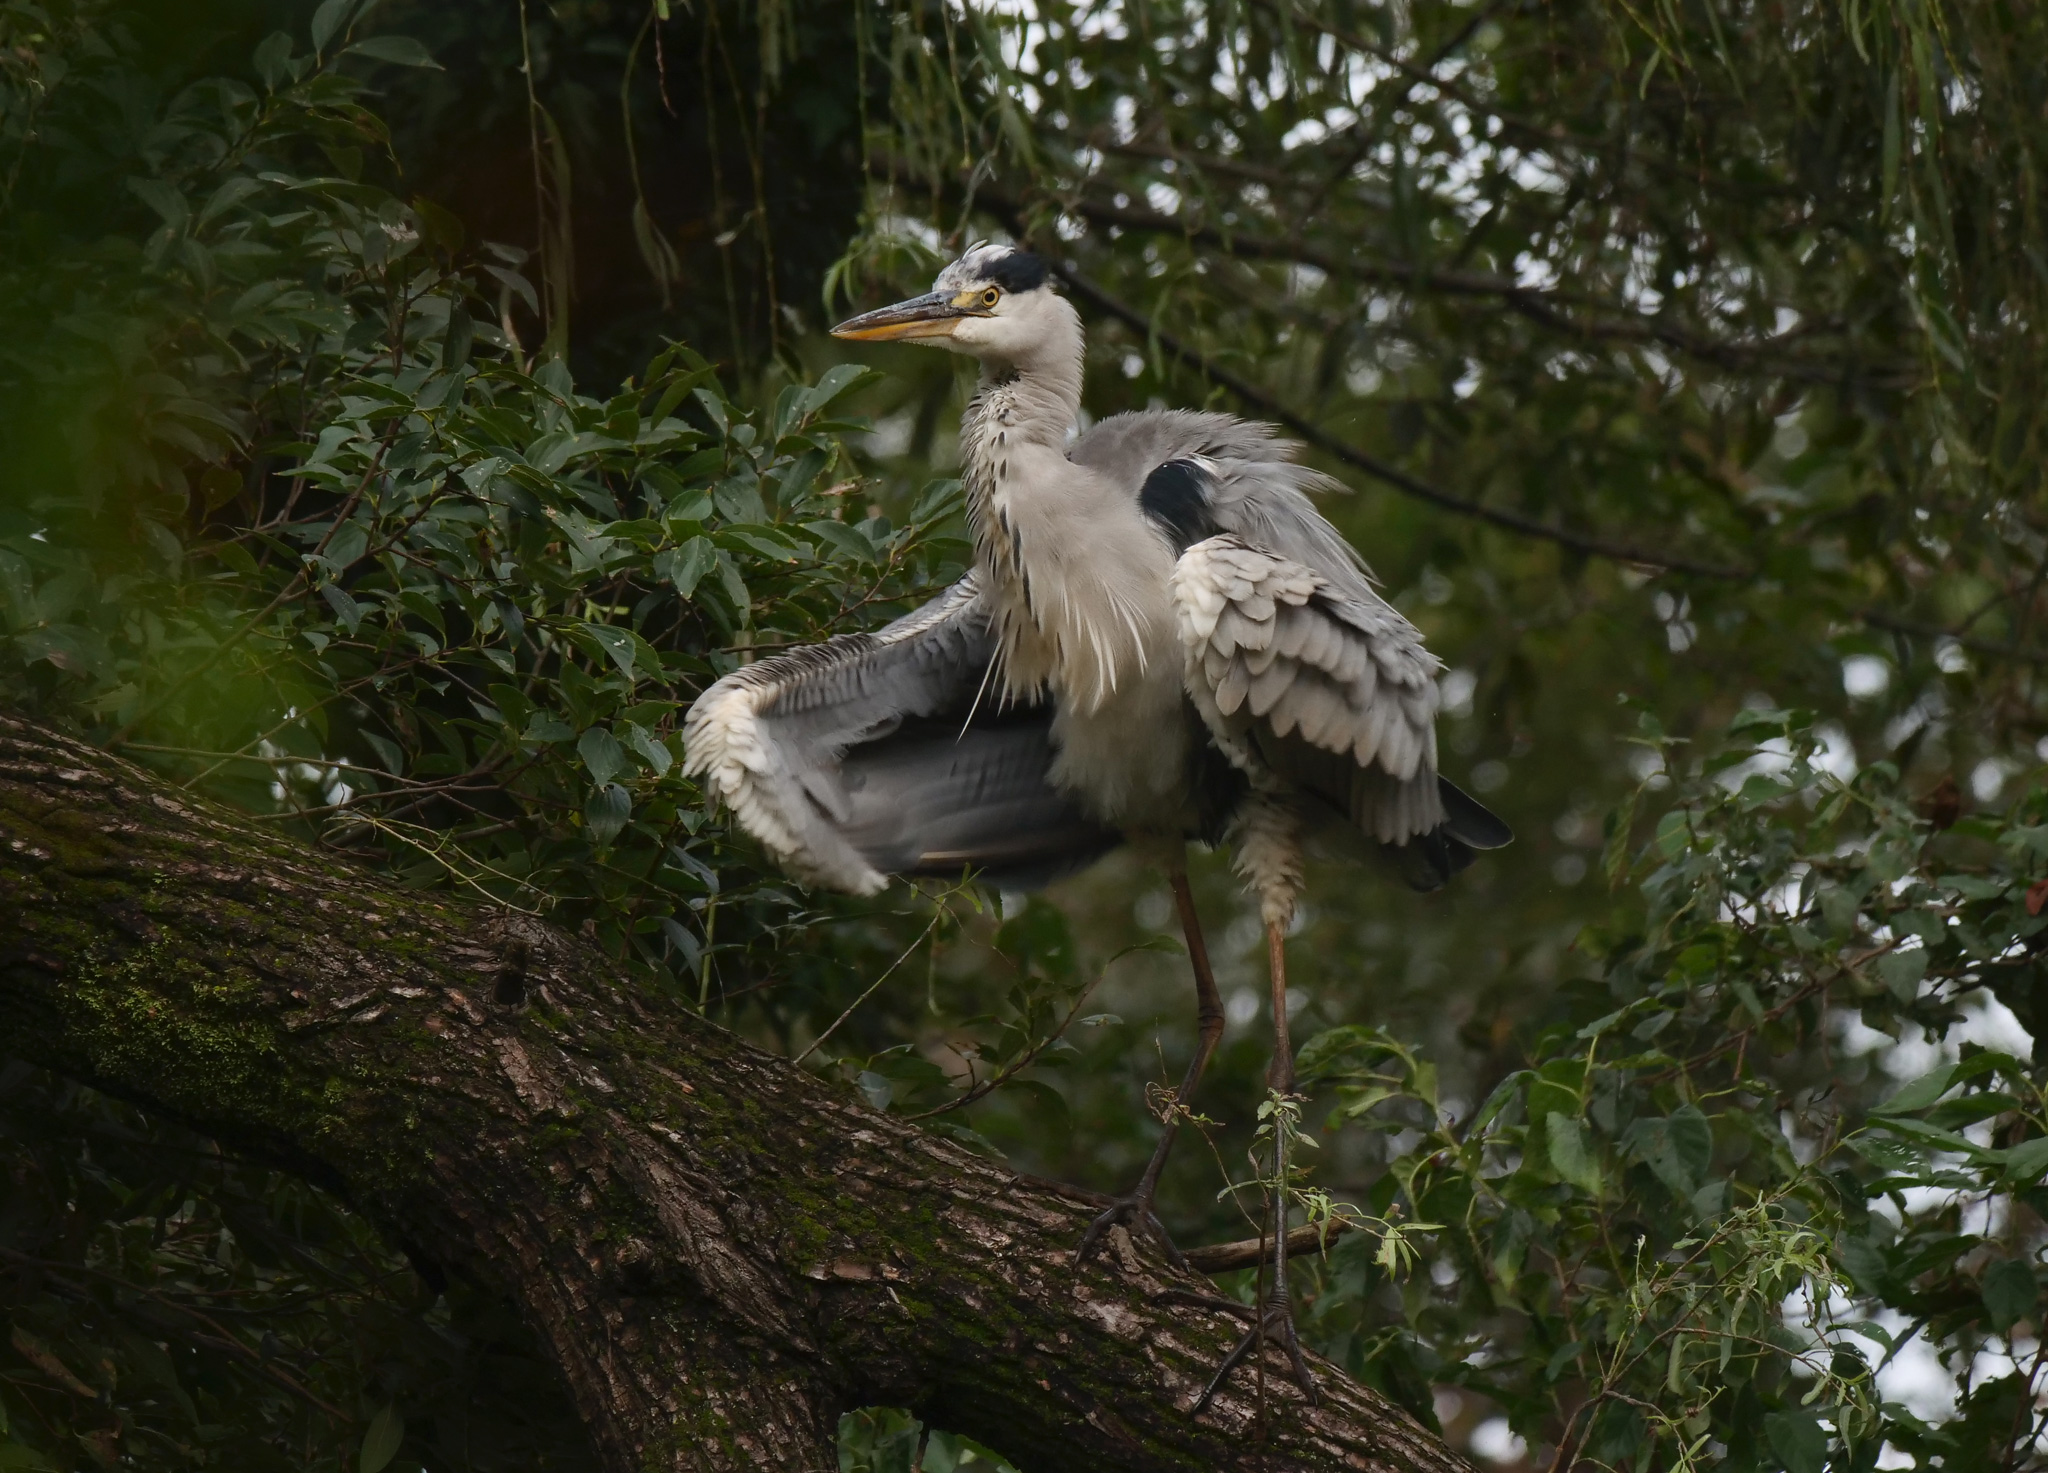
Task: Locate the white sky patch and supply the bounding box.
[1836,990,2036,1080]
[1280,110,1346,150]
[1653,590,1696,652]
[1814,721,1859,781]
[1627,744,1669,789]
[1110,93,1137,144]
[1440,668,1477,719]
[1512,249,1562,292]
[1885,688,1946,750]
[1972,756,2018,803]
[1469,1418,1527,1463]
[1843,654,1891,699]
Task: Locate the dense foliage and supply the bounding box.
[2,0,2046,1470]
[0,3,958,1466]
[1291,710,2048,1472]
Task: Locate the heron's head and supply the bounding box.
[830,243,1070,367]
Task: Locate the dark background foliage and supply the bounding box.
[3,1,2047,1470]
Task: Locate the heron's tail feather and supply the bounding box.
[1437,776,1514,849]
[1382,778,1512,892]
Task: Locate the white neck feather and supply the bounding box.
[973,293,1084,438]
[959,294,1172,715]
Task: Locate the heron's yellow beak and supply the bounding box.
[831,290,973,342]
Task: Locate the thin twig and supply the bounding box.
[795,912,944,1065]
[905,946,1131,1120]
[1182,1216,1364,1274]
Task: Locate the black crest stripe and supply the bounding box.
[981,250,1050,294]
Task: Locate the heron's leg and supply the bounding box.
[1076,868,1224,1273]
[1189,917,1318,1415]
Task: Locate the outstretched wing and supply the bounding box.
[1171,534,1511,887]
[682,574,1115,895]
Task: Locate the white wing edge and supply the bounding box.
[680,577,984,897]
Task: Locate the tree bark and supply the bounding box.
[0,713,1470,1473]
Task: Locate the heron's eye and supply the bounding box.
[979,287,1001,309]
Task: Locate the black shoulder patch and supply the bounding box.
[982,249,1050,294]
[1139,458,1217,553]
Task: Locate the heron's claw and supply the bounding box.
[1189,1291,1318,1416]
[1075,1191,1188,1273]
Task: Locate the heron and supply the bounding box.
[682,241,1510,1409]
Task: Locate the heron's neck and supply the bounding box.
[959,307,1084,628]
[968,301,1084,451]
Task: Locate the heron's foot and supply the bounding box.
[1075,1189,1187,1273]
[1189,1290,1318,1416]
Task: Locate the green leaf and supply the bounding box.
[127,177,189,230]
[662,488,715,523]
[1873,1062,1957,1115]
[251,31,295,89]
[803,363,877,416]
[1868,1114,1981,1155]
[2001,1135,2048,1185]
[321,583,365,633]
[524,711,576,744]
[583,623,638,681]
[1001,1079,1072,1156]
[578,728,627,787]
[1763,1410,1826,1473]
[1624,1104,1713,1198]
[692,386,731,436]
[323,520,369,573]
[1846,1133,1923,1175]
[1982,1257,2038,1332]
[311,0,357,52]
[1546,1113,1602,1194]
[359,1405,404,1473]
[657,538,716,599]
[1655,809,1691,859]
[213,539,260,578]
[1729,705,1798,736]
[1737,772,1792,808]
[345,35,441,68]
[1837,1231,1892,1294]
[586,784,632,847]
[624,723,673,777]
[361,731,405,776]
[196,175,264,228]
[717,526,804,563]
[442,301,474,369]
[774,447,830,508]
[1875,947,1929,1001]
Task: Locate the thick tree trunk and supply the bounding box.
[0,713,1469,1473]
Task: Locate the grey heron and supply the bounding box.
[682,241,1510,1409]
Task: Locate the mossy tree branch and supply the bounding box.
[0,712,1469,1473]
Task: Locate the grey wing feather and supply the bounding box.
[836,715,1118,889]
[683,574,1114,894]
[1077,410,1509,885]
[1070,408,1378,602]
[1173,534,1443,841]
[1173,533,1512,887]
